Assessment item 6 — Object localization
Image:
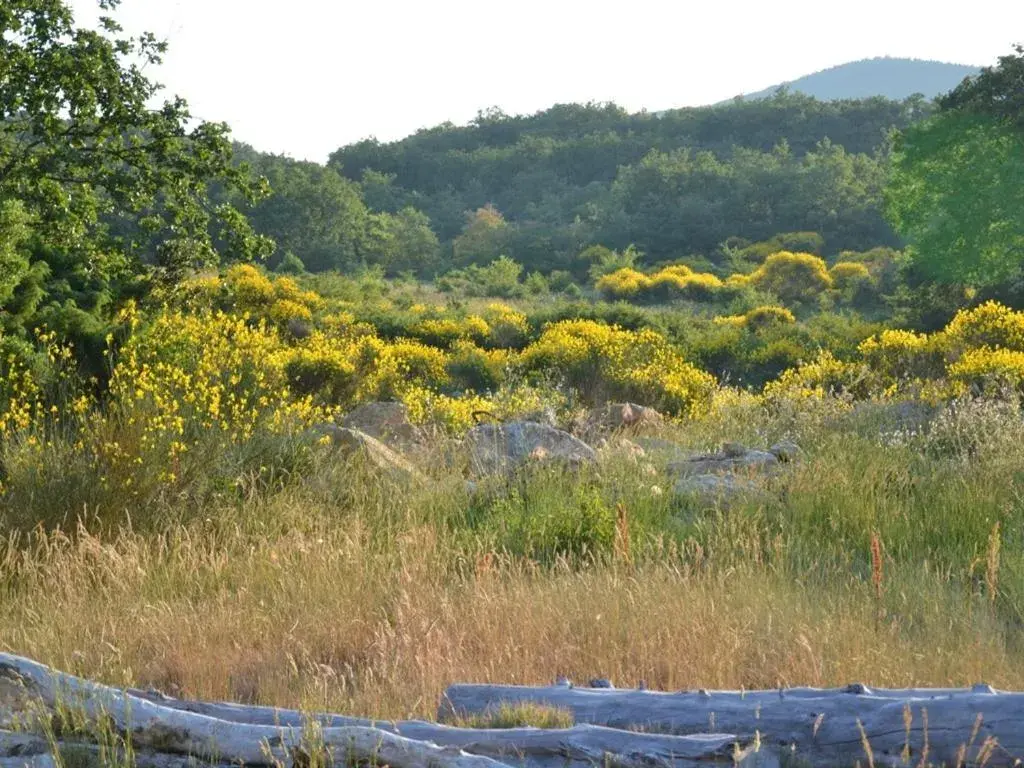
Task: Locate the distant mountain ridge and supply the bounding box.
[732,57,980,103]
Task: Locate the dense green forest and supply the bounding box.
[229,94,925,277]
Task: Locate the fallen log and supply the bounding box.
[441,682,1024,767]
[126,693,762,768]
[0,655,765,768]
[0,654,511,768]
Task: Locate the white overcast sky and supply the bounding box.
[70,0,1023,163]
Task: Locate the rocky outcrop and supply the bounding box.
[668,441,798,501]
[667,445,780,479]
[578,402,663,437]
[464,421,597,475]
[340,401,426,449]
[314,425,425,482]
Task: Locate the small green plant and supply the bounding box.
[452,702,574,729]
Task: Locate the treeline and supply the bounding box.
[230,92,929,276]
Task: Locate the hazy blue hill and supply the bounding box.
[735,57,980,102]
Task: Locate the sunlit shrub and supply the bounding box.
[284,335,358,405]
[713,314,748,328]
[749,251,832,305]
[402,386,493,434]
[947,347,1024,395]
[411,316,490,348]
[359,338,450,400]
[447,341,508,392]
[763,350,870,400]
[269,299,313,326]
[744,305,796,330]
[595,268,650,299]
[858,330,944,382]
[519,319,714,415]
[829,261,872,291]
[483,303,530,349]
[225,264,276,310]
[941,301,1024,355]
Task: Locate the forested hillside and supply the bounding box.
[227,94,932,278]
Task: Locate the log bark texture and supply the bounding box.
[0,655,762,768]
[441,682,1024,767]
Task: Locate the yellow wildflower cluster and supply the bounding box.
[941,300,1024,353]
[410,316,490,348]
[100,310,332,487]
[829,261,872,290]
[715,306,796,330]
[401,386,493,433]
[776,302,1024,400]
[0,352,43,437]
[519,319,715,414]
[176,265,324,328]
[763,350,869,401]
[857,330,944,381]
[482,303,530,348]
[748,251,833,304]
[595,265,723,302]
[947,348,1024,395]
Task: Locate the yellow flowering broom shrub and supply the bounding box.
[940,301,1024,355]
[595,268,650,299]
[518,319,714,415]
[947,347,1024,395]
[744,305,796,330]
[483,303,530,348]
[446,340,509,392]
[104,310,330,487]
[763,350,870,401]
[410,316,490,348]
[749,251,832,305]
[829,261,872,291]
[857,330,944,382]
[356,337,450,401]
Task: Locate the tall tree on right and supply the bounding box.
[885,44,1024,288]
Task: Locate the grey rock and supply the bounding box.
[667,449,779,478]
[769,440,800,462]
[314,425,425,482]
[464,421,597,476]
[341,401,425,449]
[588,678,614,689]
[578,402,664,438]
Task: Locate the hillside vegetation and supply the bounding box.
[2,1,1024,755]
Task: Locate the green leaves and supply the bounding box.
[0,0,270,293]
[885,46,1024,288]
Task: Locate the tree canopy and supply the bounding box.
[0,0,272,336]
[885,44,1024,287]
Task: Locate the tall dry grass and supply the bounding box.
[3,395,1024,719]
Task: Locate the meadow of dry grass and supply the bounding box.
[3,395,1023,721]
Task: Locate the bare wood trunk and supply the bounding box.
[127,693,763,768]
[1,655,765,768]
[440,682,1024,766]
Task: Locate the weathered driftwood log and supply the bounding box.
[0,730,202,768]
[0,655,766,768]
[441,682,1024,767]
[127,692,764,768]
[0,654,510,768]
